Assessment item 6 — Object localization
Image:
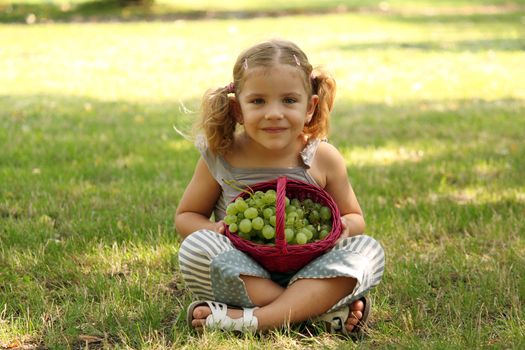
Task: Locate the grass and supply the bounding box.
[1,2,525,349]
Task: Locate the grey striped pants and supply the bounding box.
[178,230,385,312]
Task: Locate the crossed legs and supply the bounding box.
[180,231,384,333]
[190,274,364,332]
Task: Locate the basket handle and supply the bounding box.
[275,177,287,252]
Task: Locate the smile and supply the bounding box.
[262,127,287,133]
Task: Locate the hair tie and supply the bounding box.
[293,54,301,66]
[225,82,235,94]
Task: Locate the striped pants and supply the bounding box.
[178,230,385,312]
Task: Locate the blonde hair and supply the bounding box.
[200,39,336,155]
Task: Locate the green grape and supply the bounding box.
[226,203,238,216]
[285,228,295,243]
[294,219,305,230]
[263,207,273,219]
[235,198,248,212]
[264,190,276,205]
[285,205,297,214]
[320,224,331,232]
[238,232,251,240]
[224,215,238,225]
[307,225,318,240]
[302,198,314,209]
[252,217,264,230]
[254,198,265,208]
[254,229,263,239]
[244,207,258,219]
[320,206,331,221]
[239,218,252,233]
[262,225,275,240]
[301,228,313,241]
[295,231,307,245]
[228,192,332,246]
[305,224,317,234]
[308,210,320,225]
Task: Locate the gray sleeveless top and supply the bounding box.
[195,135,322,221]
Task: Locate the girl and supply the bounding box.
[175,39,385,336]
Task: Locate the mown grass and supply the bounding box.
[1,2,525,349]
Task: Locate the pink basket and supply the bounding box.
[225,176,342,273]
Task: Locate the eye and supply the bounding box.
[283,97,297,104]
[251,98,265,105]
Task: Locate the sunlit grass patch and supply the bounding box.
[342,144,428,166]
[436,186,525,205]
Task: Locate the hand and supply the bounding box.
[337,216,356,243]
[210,220,225,235]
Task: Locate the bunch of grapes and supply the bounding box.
[224,189,333,245]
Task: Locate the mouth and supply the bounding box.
[262,127,287,133]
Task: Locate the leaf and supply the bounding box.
[4,340,22,349]
[78,335,103,344]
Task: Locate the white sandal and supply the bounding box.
[313,296,371,337]
[186,300,258,333]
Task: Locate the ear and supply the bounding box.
[229,96,243,124]
[306,94,319,124]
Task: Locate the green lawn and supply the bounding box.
[1,2,525,349]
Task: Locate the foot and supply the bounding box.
[191,304,244,330]
[187,301,258,333]
[344,299,364,332]
[191,300,364,332]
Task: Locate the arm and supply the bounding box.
[175,157,225,240]
[316,143,365,238]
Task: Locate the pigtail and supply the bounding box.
[305,70,336,139]
[199,86,237,155]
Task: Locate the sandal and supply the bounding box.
[186,300,258,333]
[313,296,371,337]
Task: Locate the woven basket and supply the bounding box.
[224,176,342,273]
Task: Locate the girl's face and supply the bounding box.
[235,64,318,153]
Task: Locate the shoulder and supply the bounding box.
[315,141,346,170]
[308,140,347,188]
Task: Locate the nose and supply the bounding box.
[264,102,284,120]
